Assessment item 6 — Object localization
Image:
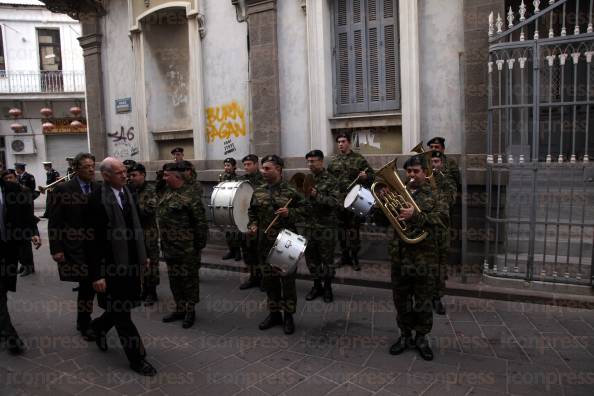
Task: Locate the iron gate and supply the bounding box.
[485,0,594,286]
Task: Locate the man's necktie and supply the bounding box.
[83,184,91,195]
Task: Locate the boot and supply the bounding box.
[162,311,185,323]
[239,276,259,290]
[20,266,34,277]
[222,251,234,260]
[432,297,446,315]
[259,312,283,330]
[323,279,333,303]
[415,335,434,361]
[182,308,196,329]
[305,280,324,301]
[234,248,242,261]
[389,332,413,355]
[283,312,295,335]
[351,252,361,271]
[144,288,157,306]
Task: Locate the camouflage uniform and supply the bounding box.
[220,171,242,253]
[303,169,340,280]
[444,155,460,188]
[327,151,374,263]
[248,180,305,314]
[136,181,160,295]
[157,183,208,313]
[388,182,448,336]
[238,171,264,279]
[432,170,457,298]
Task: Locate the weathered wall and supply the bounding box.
[419,0,465,154]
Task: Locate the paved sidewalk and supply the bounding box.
[1,219,594,395]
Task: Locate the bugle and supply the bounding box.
[38,172,76,194]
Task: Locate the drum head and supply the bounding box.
[344,185,362,208]
[231,182,254,232]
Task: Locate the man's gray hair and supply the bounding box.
[99,157,120,173]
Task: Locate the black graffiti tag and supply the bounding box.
[108,126,135,142]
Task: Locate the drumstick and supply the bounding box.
[346,167,370,192]
[265,198,293,235]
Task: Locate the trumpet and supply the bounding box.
[370,159,428,244]
[38,172,76,194]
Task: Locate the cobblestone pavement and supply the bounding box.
[1,220,594,396]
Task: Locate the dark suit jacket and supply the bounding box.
[0,180,38,292]
[84,184,147,310]
[48,177,100,282]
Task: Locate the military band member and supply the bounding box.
[128,163,160,306]
[427,137,460,188]
[220,158,242,261]
[327,133,374,271]
[384,155,448,361]
[238,154,265,290]
[303,150,340,303]
[171,147,185,162]
[247,155,305,334]
[158,163,208,329]
[123,160,137,185]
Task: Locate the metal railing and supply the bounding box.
[0,70,85,94]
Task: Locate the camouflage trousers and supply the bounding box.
[435,228,450,298]
[258,234,297,314]
[225,230,243,251]
[166,256,200,311]
[390,242,438,336]
[304,227,337,280]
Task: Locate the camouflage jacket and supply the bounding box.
[444,155,460,188]
[135,181,159,260]
[220,172,238,182]
[239,170,264,188]
[186,172,203,197]
[327,150,375,192]
[433,170,457,209]
[305,169,340,227]
[157,183,208,259]
[248,179,306,240]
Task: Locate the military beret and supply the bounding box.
[261,154,284,168]
[242,154,258,163]
[180,160,194,170]
[129,163,146,174]
[163,162,186,172]
[432,151,444,159]
[403,155,427,170]
[171,147,184,154]
[305,150,324,159]
[224,157,236,166]
[335,132,351,142]
[427,137,446,147]
[14,163,26,168]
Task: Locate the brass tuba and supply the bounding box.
[370,159,428,244]
[411,141,439,187]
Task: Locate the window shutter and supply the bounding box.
[335,0,351,114]
[380,0,400,110]
[367,0,381,111]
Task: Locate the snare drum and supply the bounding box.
[344,184,375,218]
[210,181,254,232]
[266,229,308,277]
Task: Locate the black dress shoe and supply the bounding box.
[239,277,259,290]
[433,297,446,315]
[234,250,242,261]
[130,359,157,377]
[80,326,96,342]
[162,312,185,323]
[20,267,33,277]
[283,313,295,335]
[415,335,434,361]
[389,334,413,355]
[182,311,195,329]
[144,293,157,306]
[305,281,323,301]
[91,321,107,351]
[323,280,333,303]
[222,251,235,260]
[6,337,25,355]
[258,312,283,330]
[18,266,25,274]
[351,256,361,271]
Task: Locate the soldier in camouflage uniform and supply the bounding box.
[247,155,305,334]
[430,151,456,315]
[220,158,243,261]
[238,154,265,290]
[427,137,460,188]
[378,155,448,361]
[327,133,374,271]
[157,162,208,329]
[303,150,340,303]
[128,163,160,306]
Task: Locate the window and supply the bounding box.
[333,0,400,114]
[0,26,6,77]
[37,28,63,92]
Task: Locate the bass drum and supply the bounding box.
[266,229,308,277]
[344,184,375,218]
[210,181,254,232]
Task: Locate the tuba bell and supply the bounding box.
[411,141,440,187]
[370,159,428,244]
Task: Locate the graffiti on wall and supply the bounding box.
[206,101,247,144]
[108,126,139,159]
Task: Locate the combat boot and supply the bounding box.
[182,309,196,329]
[259,312,283,330]
[283,312,295,335]
[415,335,434,361]
[305,280,324,301]
[389,332,413,355]
[323,279,333,303]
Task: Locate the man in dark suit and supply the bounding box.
[49,152,98,341]
[85,157,157,376]
[0,177,40,355]
[14,163,37,197]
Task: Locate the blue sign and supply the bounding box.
[115,97,132,114]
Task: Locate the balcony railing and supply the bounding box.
[0,70,85,94]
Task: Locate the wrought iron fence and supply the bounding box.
[0,70,85,94]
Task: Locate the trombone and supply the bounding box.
[38,172,76,194]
